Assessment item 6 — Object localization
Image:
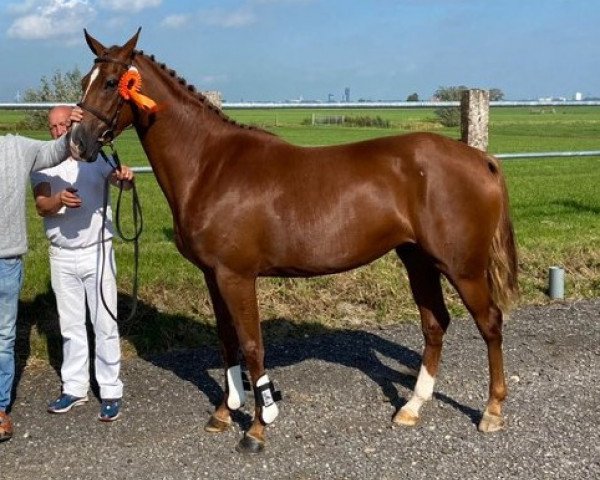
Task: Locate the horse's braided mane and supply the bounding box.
[134,50,273,135]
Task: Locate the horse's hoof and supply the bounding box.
[204,415,231,433]
[478,412,505,433]
[392,408,420,427]
[236,433,265,454]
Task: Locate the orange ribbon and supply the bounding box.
[118,67,158,112]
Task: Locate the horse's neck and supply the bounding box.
[134,54,228,148]
[132,56,231,211]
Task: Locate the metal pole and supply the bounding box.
[548,266,565,299]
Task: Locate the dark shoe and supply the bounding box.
[47,393,88,414]
[0,411,13,442]
[98,398,121,422]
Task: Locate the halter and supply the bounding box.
[77,55,133,143]
[78,55,144,324]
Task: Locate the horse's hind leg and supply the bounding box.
[393,247,451,427]
[203,271,243,433]
[451,275,507,432]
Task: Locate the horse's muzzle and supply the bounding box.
[69,124,100,162]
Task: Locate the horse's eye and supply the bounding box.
[105,79,118,89]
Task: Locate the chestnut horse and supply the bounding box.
[71,30,518,453]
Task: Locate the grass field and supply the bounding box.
[2,106,599,362]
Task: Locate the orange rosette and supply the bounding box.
[118,67,158,113]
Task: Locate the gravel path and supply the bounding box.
[2,300,599,480]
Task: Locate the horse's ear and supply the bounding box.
[84,29,106,56]
[122,27,142,58]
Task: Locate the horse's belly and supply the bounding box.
[261,220,412,277]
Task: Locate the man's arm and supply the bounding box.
[30,107,83,172]
[33,182,81,217]
[28,136,71,173]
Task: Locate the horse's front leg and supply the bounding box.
[216,268,280,454]
[203,271,244,433]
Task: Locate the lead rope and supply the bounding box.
[98,145,143,325]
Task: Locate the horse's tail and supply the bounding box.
[487,158,519,312]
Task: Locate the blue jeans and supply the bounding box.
[0,257,23,412]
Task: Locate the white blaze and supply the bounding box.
[81,67,100,103]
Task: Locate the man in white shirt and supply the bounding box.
[31,106,134,422]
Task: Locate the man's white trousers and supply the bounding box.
[49,242,123,400]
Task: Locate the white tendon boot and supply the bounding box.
[255,374,281,424]
[226,365,246,410]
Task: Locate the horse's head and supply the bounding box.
[70,29,141,161]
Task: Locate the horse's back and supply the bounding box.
[294,132,504,236]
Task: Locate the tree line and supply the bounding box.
[21,68,504,130]
[19,68,83,130]
[406,86,504,102]
[408,86,504,127]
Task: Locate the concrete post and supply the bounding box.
[548,266,565,299]
[203,90,222,109]
[461,89,490,152]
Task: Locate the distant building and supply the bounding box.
[344,87,350,102]
[574,92,583,101]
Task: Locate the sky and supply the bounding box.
[0,0,598,103]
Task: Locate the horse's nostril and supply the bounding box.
[100,130,114,143]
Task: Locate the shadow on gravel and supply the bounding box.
[14,287,62,409]
[16,291,481,427]
[144,316,482,428]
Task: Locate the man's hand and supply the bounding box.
[60,187,82,208]
[110,165,135,187]
[67,106,83,128]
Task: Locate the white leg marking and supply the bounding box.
[402,365,436,416]
[256,374,279,424]
[226,365,246,410]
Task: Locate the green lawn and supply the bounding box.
[3,106,599,360]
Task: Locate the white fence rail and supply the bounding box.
[3,101,600,110]
[2,100,600,170]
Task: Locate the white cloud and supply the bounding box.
[7,0,96,41]
[252,0,314,4]
[159,2,315,31]
[199,74,229,85]
[161,7,256,30]
[201,7,257,28]
[161,14,191,29]
[160,7,257,30]
[106,16,128,29]
[6,0,40,14]
[98,0,161,12]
